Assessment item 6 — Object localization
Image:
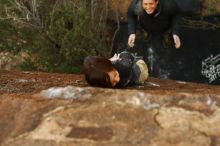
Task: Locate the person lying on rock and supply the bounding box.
[83,51,149,88]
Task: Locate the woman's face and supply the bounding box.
[142,0,158,14]
[107,69,120,87]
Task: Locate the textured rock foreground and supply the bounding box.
[0,70,220,146]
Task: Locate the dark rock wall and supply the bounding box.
[113,16,220,84]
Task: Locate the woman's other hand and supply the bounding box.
[173,34,181,49]
[128,34,136,48]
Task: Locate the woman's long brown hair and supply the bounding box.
[84,56,116,88]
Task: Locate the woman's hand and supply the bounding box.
[173,34,181,49]
[128,34,136,48]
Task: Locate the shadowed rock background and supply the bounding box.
[109,0,220,85]
[108,0,220,22]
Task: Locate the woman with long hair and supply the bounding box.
[84,51,148,88]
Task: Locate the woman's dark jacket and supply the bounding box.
[127,0,201,36]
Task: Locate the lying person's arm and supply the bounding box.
[110,52,135,88]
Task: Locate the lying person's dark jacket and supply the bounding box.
[111,52,135,87]
[112,51,148,88]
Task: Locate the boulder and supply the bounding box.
[0,70,220,146]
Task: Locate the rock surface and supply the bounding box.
[0,70,220,146]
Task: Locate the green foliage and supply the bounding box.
[0,0,111,73]
[0,20,24,54]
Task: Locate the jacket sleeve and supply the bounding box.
[127,0,138,35]
[165,0,181,36]
[171,14,180,36]
[113,57,133,70]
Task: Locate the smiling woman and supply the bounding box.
[126,0,207,79]
[142,0,159,15]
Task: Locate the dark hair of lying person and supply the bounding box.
[83,56,117,88]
